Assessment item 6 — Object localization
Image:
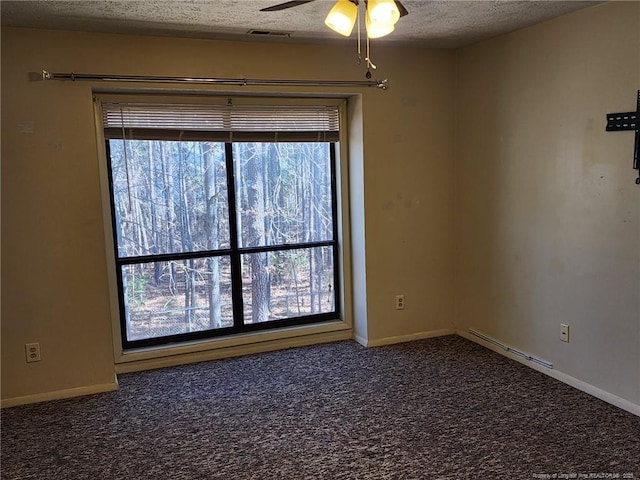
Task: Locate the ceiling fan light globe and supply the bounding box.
[365,10,395,38]
[324,0,358,36]
[367,0,400,25]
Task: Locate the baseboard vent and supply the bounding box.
[468,329,553,369]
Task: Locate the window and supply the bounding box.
[102,100,343,349]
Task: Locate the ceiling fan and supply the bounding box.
[261,0,408,38]
[260,0,409,18]
[260,0,408,77]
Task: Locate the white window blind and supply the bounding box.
[102,103,340,142]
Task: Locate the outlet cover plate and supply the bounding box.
[560,324,570,343]
[25,343,41,362]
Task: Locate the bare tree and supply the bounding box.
[243,143,270,323]
[204,142,223,328]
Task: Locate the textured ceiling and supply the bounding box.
[1,0,602,48]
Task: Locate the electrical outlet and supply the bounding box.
[560,324,570,343]
[395,294,405,310]
[25,343,41,363]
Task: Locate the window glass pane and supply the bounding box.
[242,247,335,325]
[109,140,230,258]
[233,143,334,248]
[123,257,233,341]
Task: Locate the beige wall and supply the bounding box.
[358,47,456,342]
[1,29,456,401]
[455,1,640,406]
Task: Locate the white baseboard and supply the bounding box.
[457,330,640,417]
[8,329,635,417]
[362,328,456,347]
[1,380,119,408]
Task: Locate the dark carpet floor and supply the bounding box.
[2,335,639,479]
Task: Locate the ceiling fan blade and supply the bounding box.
[395,0,409,17]
[260,0,316,12]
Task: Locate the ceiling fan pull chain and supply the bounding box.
[365,31,376,79]
[365,60,376,79]
[356,3,362,64]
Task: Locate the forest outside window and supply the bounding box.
[102,100,342,349]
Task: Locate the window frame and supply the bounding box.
[95,93,352,359]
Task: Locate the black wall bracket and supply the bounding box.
[605,90,639,185]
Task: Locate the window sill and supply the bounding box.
[114,319,352,374]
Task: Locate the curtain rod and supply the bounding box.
[40,70,388,90]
